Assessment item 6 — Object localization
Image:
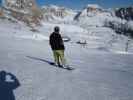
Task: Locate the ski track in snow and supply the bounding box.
[0,19,133,100]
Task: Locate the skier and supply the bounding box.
[49,26,67,68]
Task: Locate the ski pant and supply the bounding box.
[53,50,66,65]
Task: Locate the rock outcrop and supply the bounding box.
[115,7,133,20]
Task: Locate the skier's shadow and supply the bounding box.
[26,56,74,70]
[0,70,20,100]
[26,56,55,65]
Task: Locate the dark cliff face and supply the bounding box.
[115,7,133,20]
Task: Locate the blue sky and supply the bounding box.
[36,0,133,9]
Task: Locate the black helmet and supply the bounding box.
[54,26,60,32]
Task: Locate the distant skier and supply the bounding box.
[49,26,67,68]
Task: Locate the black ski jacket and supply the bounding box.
[49,32,65,50]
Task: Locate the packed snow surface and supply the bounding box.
[0,14,133,100]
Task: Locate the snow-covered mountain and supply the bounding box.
[72,4,133,38]
[41,5,76,23]
[1,0,43,26]
[74,4,114,27]
[74,4,105,18]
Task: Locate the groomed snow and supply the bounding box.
[0,8,133,100]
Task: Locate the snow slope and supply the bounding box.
[0,16,133,100]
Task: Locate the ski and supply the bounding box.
[49,62,74,70]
